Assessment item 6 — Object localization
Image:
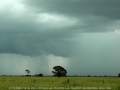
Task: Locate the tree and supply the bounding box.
[118,73,120,77]
[35,73,43,77]
[39,73,43,76]
[52,66,67,78]
[25,69,30,75]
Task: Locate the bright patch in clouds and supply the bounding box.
[115,29,120,34]
[0,0,79,29]
[36,13,79,29]
[0,0,29,17]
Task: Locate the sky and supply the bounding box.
[0,0,120,76]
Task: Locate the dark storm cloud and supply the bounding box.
[0,5,78,57]
[23,0,120,19]
[21,0,120,33]
[0,32,75,57]
[0,13,76,56]
[0,0,120,56]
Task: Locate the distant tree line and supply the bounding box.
[0,66,120,78]
[0,74,119,77]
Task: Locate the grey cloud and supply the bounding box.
[20,0,120,33]
[0,0,120,76]
[0,12,78,56]
[0,54,49,75]
[67,33,120,76]
[22,0,120,19]
[0,53,68,75]
[0,27,76,57]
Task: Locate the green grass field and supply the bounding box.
[0,76,120,90]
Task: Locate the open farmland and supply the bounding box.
[0,77,120,90]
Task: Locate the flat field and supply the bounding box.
[0,76,120,90]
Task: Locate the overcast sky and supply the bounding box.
[0,0,120,76]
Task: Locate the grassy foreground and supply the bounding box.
[0,76,120,90]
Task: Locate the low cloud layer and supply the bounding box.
[0,53,69,75]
